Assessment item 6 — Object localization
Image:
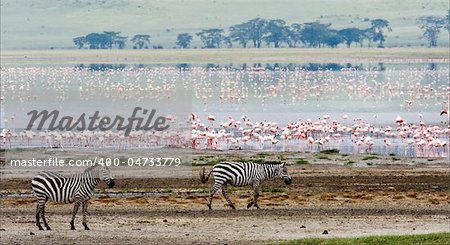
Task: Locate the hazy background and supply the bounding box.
[1,0,448,50]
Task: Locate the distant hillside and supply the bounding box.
[1,0,448,50]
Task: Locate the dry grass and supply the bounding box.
[275,233,450,245]
[1,48,448,65]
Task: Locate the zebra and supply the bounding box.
[200,161,292,210]
[31,164,115,230]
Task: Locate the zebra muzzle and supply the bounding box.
[107,179,115,188]
[284,177,292,185]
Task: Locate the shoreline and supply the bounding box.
[1,48,449,65]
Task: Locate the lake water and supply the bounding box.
[1,63,448,157]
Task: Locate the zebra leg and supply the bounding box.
[41,205,51,230]
[82,201,90,230]
[36,196,49,230]
[221,184,236,209]
[35,203,43,230]
[253,185,260,209]
[247,181,260,209]
[207,182,221,210]
[70,201,81,230]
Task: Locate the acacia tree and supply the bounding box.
[196,28,225,48]
[264,19,289,48]
[113,36,127,49]
[300,22,332,48]
[363,28,375,48]
[85,33,112,49]
[131,34,151,49]
[73,36,86,49]
[323,31,343,48]
[104,31,127,49]
[176,33,193,48]
[417,16,445,47]
[222,36,233,48]
[229,22,251,48]
[231,18,268,48]
[73,32,125,49]
[286,24,302,47]
[338,28,365,48]
[247,18,267,48]
[369,19,392,47]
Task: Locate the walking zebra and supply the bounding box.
[200,161,292,209]
[31,164,115,230]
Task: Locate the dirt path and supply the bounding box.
[1,150,449,244]
[1,203,449,245]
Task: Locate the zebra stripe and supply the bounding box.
[200,161,291,210]
[32,164,114,231]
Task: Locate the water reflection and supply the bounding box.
[75,63,127,71]
[73,62,444,72]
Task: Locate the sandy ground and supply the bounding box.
[1,205,449,245]
[1,149,449,244]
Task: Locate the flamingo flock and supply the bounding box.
[0,65,448,157]
[190,113,449,157]
[0,112,448,157]
[1,66,448,109]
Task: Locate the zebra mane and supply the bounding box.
[261,161,283,165]
[84,164,100,174]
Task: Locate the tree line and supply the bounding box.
[416,10,450,47]
[73,13,450,49]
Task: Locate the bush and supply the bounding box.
[319,149,340,155]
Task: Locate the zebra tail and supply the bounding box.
[200,167,212,183]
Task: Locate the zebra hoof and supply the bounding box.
[207,204,212,210]
[83,223,90,230]
[46,226,51,230]
[70,226,75,230]
[38,226,44,231]
[247,202,254,208]
[230,205,236,210]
